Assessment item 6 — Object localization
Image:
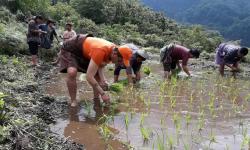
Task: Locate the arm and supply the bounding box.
[53,29,59,42]
[98,66,107,84]
[86,59,106,96]
[135,72,141,81]
[182,65,191,76]
[177,60,181,69]
[126,66,133,84]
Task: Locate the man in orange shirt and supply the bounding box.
[59,34,132,107]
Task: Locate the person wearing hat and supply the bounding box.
[114,44,149,84]
[59,35,132,107]
[63,22,76,41]
[215,43,248,77]
[27,15,46,66]
[160,43,200,79]
[53,22,76,65]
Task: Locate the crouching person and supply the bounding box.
[215,43,248,77]
[114,44,149,84]
[160,44,200,79]
[59,34,132,107]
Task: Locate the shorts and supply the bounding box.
[59,49,90,73]
[28,41,39,55]
[163,61,177,71]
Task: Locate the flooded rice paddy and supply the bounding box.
[47,61,250,150]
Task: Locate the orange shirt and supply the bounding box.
[83,37,116,66]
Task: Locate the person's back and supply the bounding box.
[216,43,241,64]
[171,44,191,65]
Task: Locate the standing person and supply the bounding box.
[114,43,149,84]
[27,15,46,66]
[47,19,59,46]
[53,22,76,65]
[62,22,76,41]
[160,43,200,79]
[215,43,248,77]
[59,35,132,107]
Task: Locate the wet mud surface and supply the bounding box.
[47,58,250,150]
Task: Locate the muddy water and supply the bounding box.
[47,61,250,150]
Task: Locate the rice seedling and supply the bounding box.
[197,109,205,133]
[99,123,114,142]
[143,66,151,75]
[185,113,192,130]
[166,134,175,150]
[156,134,165,150]
[110,83,124,93]
[124,112,130,130]
[140,126,151,141]
[173,113,181,134]
[208,129,216,148]
[140,113,147,126]
[183,141,190,150]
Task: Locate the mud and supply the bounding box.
[0,56,84,149]
[46,57,250,150]
[2,54,250,150]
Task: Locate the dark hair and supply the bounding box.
[35,15,43,21]
[113,47,122,57]
[66,22,73,26]
[239,47,248,56]
[190,49,200,58]
[47,19,55,25]
[136,54,146,61]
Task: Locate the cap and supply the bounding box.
[118,45,133,67]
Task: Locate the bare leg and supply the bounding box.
[114,75,119,83]
[219,64,225,77]
[232,63,239,78]
[93,74,101,108]
[164,71,171,79]
[66,67,78,107]
[32,55,38,66]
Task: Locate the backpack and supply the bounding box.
[40,34,51,49]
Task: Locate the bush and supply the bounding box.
[144,34,165,48]
[0,21,28,55]
[0,7,15,23]
[47,2,80,26]
[76,18,100,35]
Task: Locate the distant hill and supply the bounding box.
[142,0,250,46]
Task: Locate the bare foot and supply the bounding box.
[71,101,78,107]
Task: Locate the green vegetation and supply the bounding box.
[143,0,250,46]
[1,0,223,56]
[110,83,124,93]
[142,66,151,75]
